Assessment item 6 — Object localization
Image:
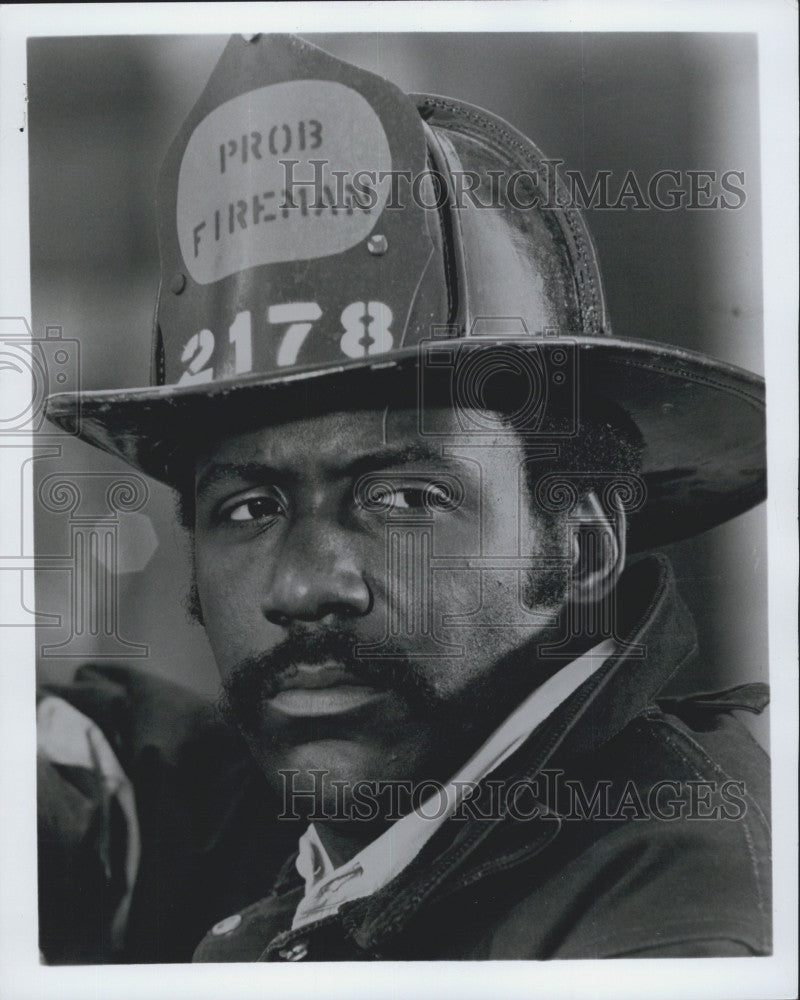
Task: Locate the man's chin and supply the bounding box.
[245,737,428,825]
[248,735,415,787]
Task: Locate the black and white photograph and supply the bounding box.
[0,4,796,999]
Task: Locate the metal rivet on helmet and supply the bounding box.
[367,234,388,256]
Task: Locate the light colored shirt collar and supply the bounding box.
[292,639,616,930]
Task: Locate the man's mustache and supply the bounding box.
[217,624,438,732]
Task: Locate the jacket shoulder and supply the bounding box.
[478,705,771,958]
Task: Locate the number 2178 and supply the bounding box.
[177,300,394,384]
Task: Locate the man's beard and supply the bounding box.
[215,619,562,764]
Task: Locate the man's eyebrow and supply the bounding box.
[194,445,454,500]
[195,461,283,501]
[341,443,450,478]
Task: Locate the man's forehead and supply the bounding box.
[193,405,518,480]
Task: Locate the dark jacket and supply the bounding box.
[192,554,771,961]
[38,554,770,963]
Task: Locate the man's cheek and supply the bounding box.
[195,565,257,668]
[430,567,482,628]
[432,567,527,638]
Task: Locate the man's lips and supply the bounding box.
[267,662,387,717]
[272,661,380,691]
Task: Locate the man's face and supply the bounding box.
[192,404,571,808]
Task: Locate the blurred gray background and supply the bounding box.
[29,33,767,744]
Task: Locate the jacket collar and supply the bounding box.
[548,551,698,760]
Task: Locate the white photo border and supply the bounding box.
[1,3,796,999]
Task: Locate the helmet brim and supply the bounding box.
[45,335,765,552]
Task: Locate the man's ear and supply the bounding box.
[568,490,626,605]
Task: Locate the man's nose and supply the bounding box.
[261,514,372,624]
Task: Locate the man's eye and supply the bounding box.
[368,483,454,512]
[395,487,439,510]
[220,495,283,523]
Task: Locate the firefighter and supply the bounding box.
[41,34,769,962]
